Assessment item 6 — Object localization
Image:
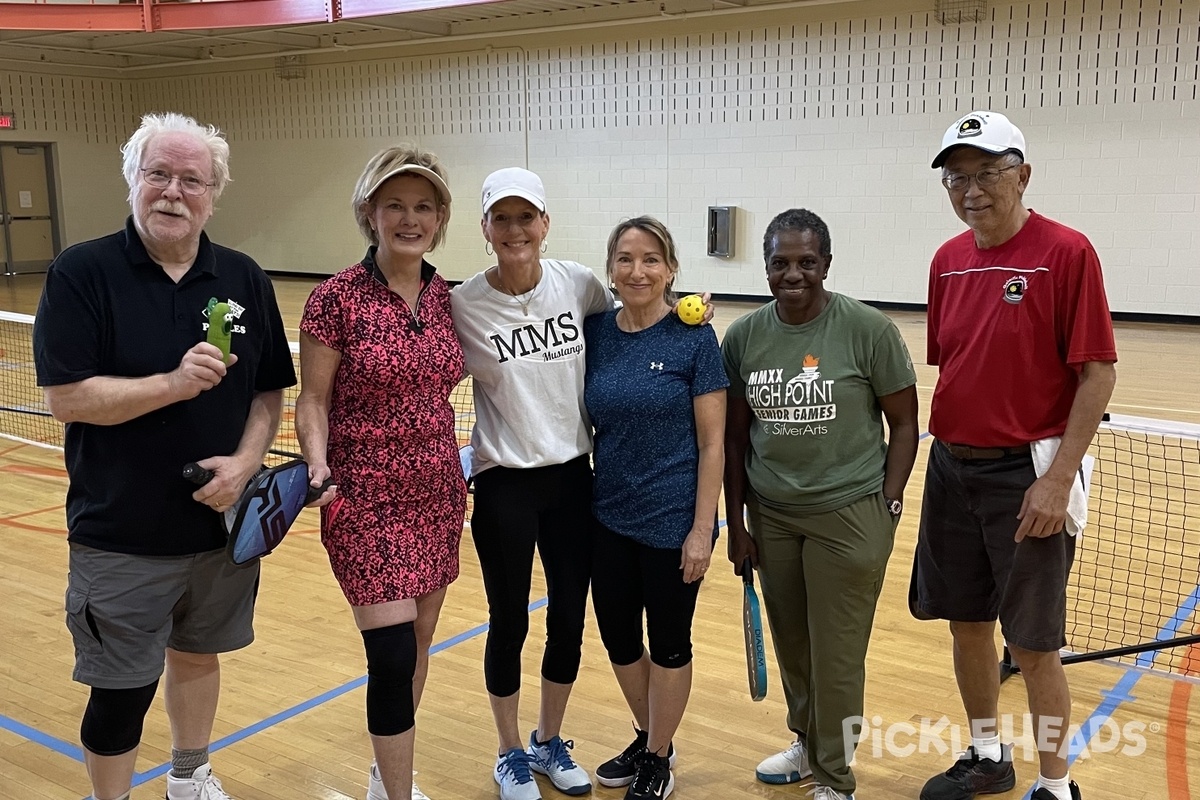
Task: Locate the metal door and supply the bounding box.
[0,144,58,274]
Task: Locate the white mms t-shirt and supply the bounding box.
[451,259,614,475]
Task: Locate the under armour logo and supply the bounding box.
[650,362,664,370]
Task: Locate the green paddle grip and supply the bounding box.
[207,301,232,363]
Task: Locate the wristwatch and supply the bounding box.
[884,496,903,517]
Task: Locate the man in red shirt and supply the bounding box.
[911,111,1117,800]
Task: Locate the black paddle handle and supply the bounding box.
[741,556,755,586]
[305,478,335,505]
[184,462,332,504]
[182,462,215,486]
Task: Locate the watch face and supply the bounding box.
[886,499,903,516]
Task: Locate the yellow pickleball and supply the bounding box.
[677,294,707,326]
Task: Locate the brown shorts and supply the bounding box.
[910,439,1076,652]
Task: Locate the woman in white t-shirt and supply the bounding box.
[450,167,612,800]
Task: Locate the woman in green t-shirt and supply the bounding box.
[721,208,919,800]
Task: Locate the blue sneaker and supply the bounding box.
[526,732,592,796]
[494,747,541,800]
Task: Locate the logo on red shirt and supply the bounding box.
[1002,276,1027,304]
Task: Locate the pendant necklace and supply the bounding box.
[495,268,537,316]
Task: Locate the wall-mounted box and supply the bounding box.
[707,205,736,257]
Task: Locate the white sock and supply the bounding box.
[1037,773,1072,800]
[971,734,1002,762]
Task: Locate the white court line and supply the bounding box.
[1109,402,1200,417]
[0,432,62,451]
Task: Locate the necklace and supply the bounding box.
[494,267,539,316]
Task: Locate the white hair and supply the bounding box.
[120,112,231,203]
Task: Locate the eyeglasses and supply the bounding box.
[941,164,1020,191]
[139,167,215,196]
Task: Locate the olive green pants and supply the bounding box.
[748,490,897,794]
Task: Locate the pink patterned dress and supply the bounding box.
[300,255,466,606]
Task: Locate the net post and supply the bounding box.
[999,645,1020,682]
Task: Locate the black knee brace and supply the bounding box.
[80,681,159,757]
[362,621,417,737]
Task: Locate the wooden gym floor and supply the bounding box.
[1,271,1197,800]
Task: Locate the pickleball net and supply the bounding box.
[5,309,1195,672]
[0,308,477,487]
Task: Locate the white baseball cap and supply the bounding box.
[481,167,546,214]
[365,164,451,205]
[931,111,1026,168]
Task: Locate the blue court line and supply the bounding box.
[120,596,551,790]
[1019,584,1200,798]
[1134,584,1200,669]
[0,714,83,762]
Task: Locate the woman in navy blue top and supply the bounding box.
[583,217,728,800]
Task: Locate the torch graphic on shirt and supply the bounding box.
[798,354,821,382]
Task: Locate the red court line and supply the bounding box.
[0,464,68,479]
[0,503,67,535]
[0,442,30,457]
[1166,679,1193,800]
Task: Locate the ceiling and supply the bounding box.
[0,0,867,72]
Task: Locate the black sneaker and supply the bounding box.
[625,753,674,800]
[920,745,1017,800]
[1031,781,1081,800]
[596,727,675,788]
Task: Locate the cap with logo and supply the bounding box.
[481,167,546,215]
[931,111,1026,169]
[365,164,452,205]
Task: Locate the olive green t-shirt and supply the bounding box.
[722,293,916,513]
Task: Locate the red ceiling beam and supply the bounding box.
[0,0,514,34]
[152,0,332,31]
[338,0,514,17]
[0,4,146,32]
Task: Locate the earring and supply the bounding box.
[485,242,494,256]
[541,240,549,254]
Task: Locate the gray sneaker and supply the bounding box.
[526,732,591,796]
[494,748,541,800]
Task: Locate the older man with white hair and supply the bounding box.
[33,112,295,800]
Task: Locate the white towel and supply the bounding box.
[1029,436,1093,537]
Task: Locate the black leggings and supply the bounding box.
[591,521,701,670]
[470,455,594,697]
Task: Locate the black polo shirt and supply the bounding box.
[33,217,296,556]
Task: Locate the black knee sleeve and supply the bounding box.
[362,621,417,737]
[80,681,159,757]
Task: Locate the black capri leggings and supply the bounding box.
[591,520,701,670]
[470,455,594,698]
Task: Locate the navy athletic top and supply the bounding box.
[584,310,728,548]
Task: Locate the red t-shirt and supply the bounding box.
[927,211,1117,447]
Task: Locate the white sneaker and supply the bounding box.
[368,763,388,800]
[494,747,542,800]
[165,763,234,800]
[808,785,855,800]
[526,732,591,796]
[367,762,432,800]
[755,740,814,785]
